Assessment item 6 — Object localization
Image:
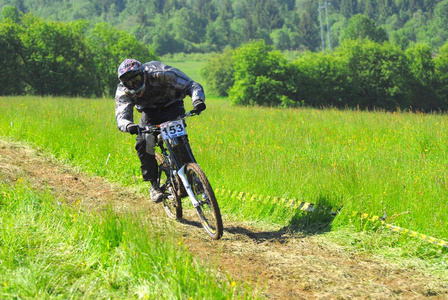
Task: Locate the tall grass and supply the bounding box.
[0,179,251,298]
[194,101,448,235]
[0,95,447,247]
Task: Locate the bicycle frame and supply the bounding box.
[141,111,224,240]
[143,112,201,207]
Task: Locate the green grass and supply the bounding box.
[1,95,447,251]
[0,179,251,299]
[195,102,448,235]
[1,57,447,297]
[161,53,211,83]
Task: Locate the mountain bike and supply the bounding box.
[141,111,223,240]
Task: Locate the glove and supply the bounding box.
[192,100,206,114]
[127,124,141,135]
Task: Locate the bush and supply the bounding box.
[200,48,235,96]
[405,43,442,111]
[290,51,351,108]
[434,42,448,110]
[207,38,447,112]
[0,20,25,95]
[228,40,293,106]
[336,39,413,110]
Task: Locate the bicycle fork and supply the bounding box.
[176,166,200,208]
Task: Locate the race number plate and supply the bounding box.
[160,120,186,140]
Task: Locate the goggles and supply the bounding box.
[124,74,143,90]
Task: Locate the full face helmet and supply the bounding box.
[117,59,145,95]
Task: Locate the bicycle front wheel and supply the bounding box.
[185,163,223,240]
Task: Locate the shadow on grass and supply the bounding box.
[224,208,337,244]
[180,196,341,244]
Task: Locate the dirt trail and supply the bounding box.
[1,140,447,299]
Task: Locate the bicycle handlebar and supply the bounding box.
[140,110,198,134]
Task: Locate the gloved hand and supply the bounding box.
[127,124,141,135]
[192,100,206,114]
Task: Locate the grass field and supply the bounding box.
[1,54,448,298]
[0,179,247,299]
[1,94,447,248]
[2,84,448,297]
[162,53,209,82]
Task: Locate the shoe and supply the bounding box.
[150,184,164,203]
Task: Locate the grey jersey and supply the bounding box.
[115,61,205,132]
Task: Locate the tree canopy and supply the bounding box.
[0,8,157,97]
[2,0,448,54]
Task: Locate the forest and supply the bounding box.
[2,1,448,111]
[1,0,448,54]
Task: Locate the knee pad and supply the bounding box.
[145,134,156,155]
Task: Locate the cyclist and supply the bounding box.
[115,59,206,203]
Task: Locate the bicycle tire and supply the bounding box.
[155,153,182,220]
[185,163,223,240]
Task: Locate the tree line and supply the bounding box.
[2,6,448,111]
[202,35,448,112]
[0,7,157,97]
[1,0,448,55]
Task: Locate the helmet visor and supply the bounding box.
[123,74,143,90]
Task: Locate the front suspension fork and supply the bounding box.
[176,166,200,208]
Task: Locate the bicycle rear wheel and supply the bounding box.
[185,163,223,240]
[156,153,182,220]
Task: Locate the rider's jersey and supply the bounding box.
[115,61,205,132]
